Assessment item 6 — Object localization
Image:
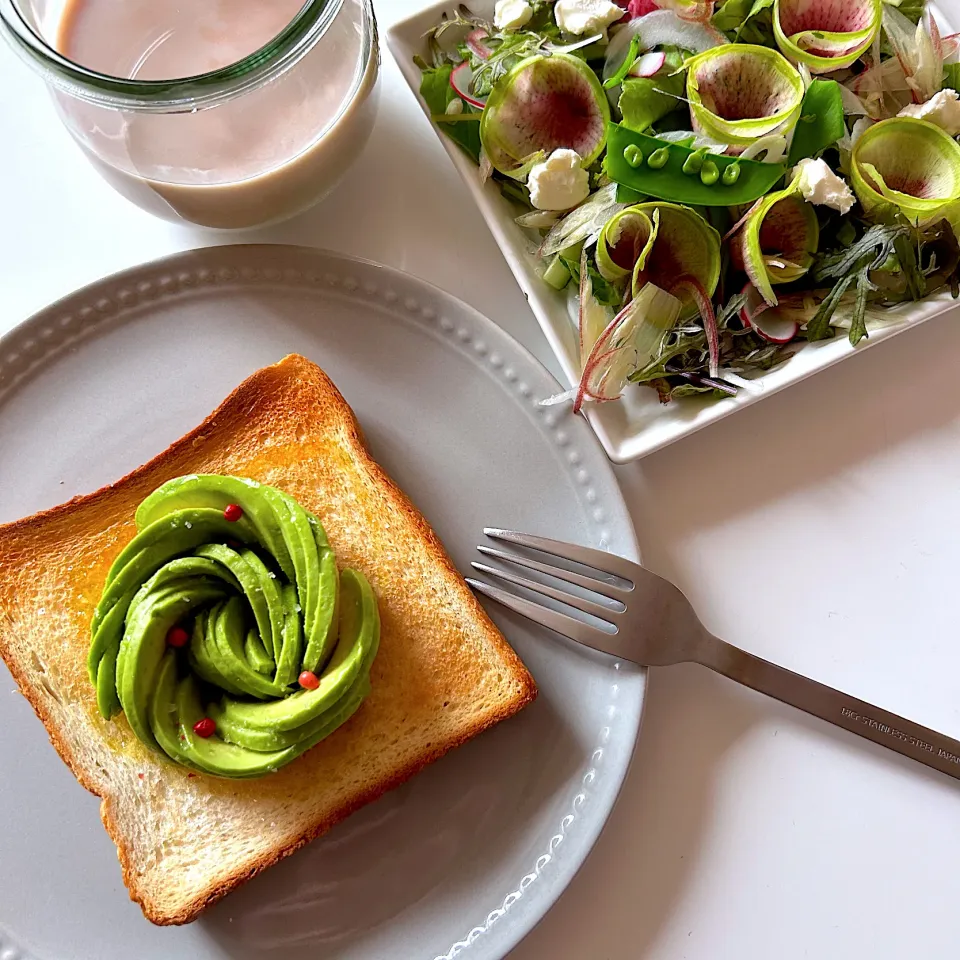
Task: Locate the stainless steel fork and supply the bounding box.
[467,528,960,781]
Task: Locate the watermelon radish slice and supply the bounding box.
[773,0,881,74]
[740,282,804,343]
[629,202,721,321]
[731,186,818,306]
[450,62,487,109]
[850,117,960,227]
[596,207,659,281]
[480,54,610,175]
[607,202,721,376]
[629,51,667,78]
[576,204,721,404]
[466,28,492,60]
[686,43,805,146]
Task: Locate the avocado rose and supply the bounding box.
[89,475,380,779]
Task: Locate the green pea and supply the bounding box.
[700,160,719,186]
[682,148,706,175]
[721,163,741,185]
[623,143,644,168]
[647,147,670,169]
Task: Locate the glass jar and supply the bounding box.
[0,0,379,228]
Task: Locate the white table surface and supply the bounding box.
[5,5,960,958]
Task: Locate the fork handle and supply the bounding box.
[698,638,960,780]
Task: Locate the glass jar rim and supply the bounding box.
[0,0,346,111]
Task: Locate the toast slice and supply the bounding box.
[0,354,536,925]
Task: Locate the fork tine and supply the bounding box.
[484,528,638,584]
[477,545,631,600]
[471,561,621,622]
[466,577,617,650]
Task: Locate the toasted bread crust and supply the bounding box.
[0,355,536,925]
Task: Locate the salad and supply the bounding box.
[415,0,960,410]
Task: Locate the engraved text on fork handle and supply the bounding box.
[696,637,960,780]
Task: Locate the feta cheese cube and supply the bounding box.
[494,0,533,30]
[554,0,623,37]
[528,148,590,210]
[792,157,856,214]
[898,89,960,136]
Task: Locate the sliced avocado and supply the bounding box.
[190,607,252,697]
[175,675,295,778]
[309,536,340,673]
[194,543,283,660]
[273,582,304,688]
[115,576,228,747]
[98,508,257,612]
[244,630,275,675]
[89,508,258,692]
[135,475,296,581]
[262,487,316,627]
[149,652,203,772]
[95,645,121,718]
[216,568,378,737]
[212,670,371,752]
[262,487,339,674]
[92,555,236,674]
[210,597,286,700]
[89,596,131,686]
[293,682,369,755]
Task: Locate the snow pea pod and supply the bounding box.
[604,123,787,207]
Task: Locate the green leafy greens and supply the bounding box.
[787,79,846,167]
[807,223,922,346]
[419,65,482,163]
[712,0,775,44]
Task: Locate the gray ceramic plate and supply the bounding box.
[0,246,643,960]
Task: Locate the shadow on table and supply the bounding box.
[200,687,580,959]
[507,662,760,960]
[631,306,960,539]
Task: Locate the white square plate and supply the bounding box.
[386,3,960,462]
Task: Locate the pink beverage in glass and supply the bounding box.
[10,0,379,227]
